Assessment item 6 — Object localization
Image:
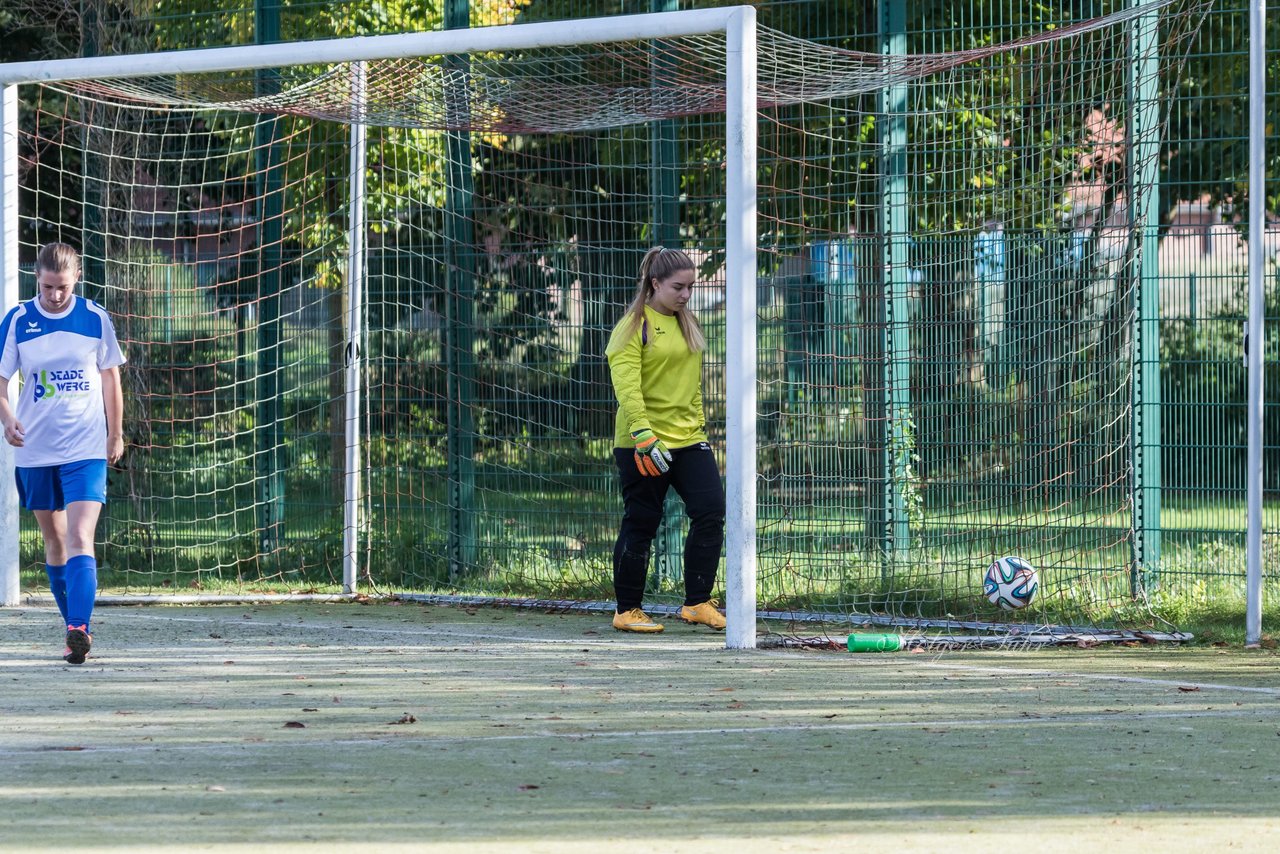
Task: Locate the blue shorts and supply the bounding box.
[14,459,108,511]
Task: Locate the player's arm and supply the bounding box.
[101,366,124,464]
[605,322,651,436]
[0,375,23,448]
[0,314,21,447]
[691,370,705,435]
[606,319,671,475]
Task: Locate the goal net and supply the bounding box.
[2,0,1209,645]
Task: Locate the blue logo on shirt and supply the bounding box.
[32,368,90,401]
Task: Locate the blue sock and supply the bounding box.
[64,555,97,632]
[44,563,69,623]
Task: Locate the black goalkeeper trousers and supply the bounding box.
[611,442,725,613]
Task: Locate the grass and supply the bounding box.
[15,485,1278,644]
[2,602,1278,851]
[16,550,1279,648]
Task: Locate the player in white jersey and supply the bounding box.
[0,243,126,664]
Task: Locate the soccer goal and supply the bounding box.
[0,1,1209,648]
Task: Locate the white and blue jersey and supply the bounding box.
[0,295,126,468]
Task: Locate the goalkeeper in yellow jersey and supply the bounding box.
[604,246,726,633]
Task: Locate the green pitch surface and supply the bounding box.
[2,603,1278,853]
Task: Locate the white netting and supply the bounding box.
[12,0,1209,636]
[52,0,1192,129]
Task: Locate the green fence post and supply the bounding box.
[164,267,173,344]
[79,1,105,305]
[1131,0,1162,594]
[879,0,912,575]
[444,0,478,578]
[649,0,685,595]
[254,0,286,556]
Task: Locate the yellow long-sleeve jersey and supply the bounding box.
[605,304,708,450]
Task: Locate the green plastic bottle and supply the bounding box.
[845,632,904,652]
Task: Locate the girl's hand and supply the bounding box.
[631,429,671,476]
[107,433,124,464]
[3,419,24,448]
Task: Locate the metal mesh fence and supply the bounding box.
[2,0,1274,629]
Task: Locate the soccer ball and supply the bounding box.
[983,556,1038,610]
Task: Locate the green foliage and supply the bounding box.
[0,2,79,63]
[890,413,925,530]
[1159,268,1280,489]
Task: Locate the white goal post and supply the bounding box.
[0,6,762,648]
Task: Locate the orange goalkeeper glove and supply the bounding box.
[631,428,672,476]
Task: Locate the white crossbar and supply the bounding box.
[0,7,745,86]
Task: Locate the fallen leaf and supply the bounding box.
[1177,686,1201,693]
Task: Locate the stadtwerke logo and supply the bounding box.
[32,368,90,402]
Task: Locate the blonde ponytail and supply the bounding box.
[620,246,705,352]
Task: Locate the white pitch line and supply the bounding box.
[0,706,1274,760]
[910,659,1280,697]
[753,647,1280,697]
[2,609,722,651]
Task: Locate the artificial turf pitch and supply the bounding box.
[2,602,1278,852]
